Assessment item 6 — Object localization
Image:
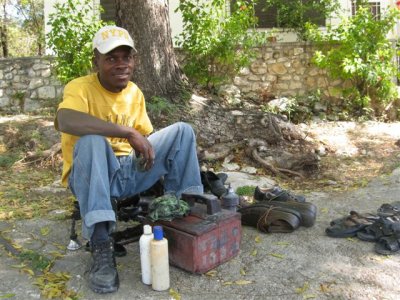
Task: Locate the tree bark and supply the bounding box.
[115,0,185,101]
[1,1,9,57]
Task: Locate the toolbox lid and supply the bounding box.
[158,204,241,236]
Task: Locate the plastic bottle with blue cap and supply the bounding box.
[150,225,170,291]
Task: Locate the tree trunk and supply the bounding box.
[1,1,8,57]
[115,0,185,101]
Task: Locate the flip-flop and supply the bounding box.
[238,203,301,233]
[326,211,374,238]
[375,233,400,255]
[329,211,378,227]
[377,201,400,217]
[357,215,400,242]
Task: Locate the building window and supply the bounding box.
[351,1,381,20]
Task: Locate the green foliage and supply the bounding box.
[262,0,339,41]
[261,96,316,123]
[19,250,52,272]
[236,185,256,196]
[46,0,112,84]
[1,0,44,57]
[0,153,21,168]
[147,96,177,117]
[308,1,399,118]
[176,0,264,91]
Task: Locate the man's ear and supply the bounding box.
[92,54,98,71]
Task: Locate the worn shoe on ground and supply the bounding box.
[88,239,119,294]
[254,186,306,203]
[201,171,228,198]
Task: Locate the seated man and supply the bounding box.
[55,25,203,294]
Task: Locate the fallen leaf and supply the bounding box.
[269,252,284,259]
[303,294,316,299]
[346,237,357,242]
[40,226,50,236]
[169,288,181,300]
[274,242,289,246]
[21,268,34,276]
[205,270,217,277]
[240,268,246,276]
[234,280,252,285]
[0,293,16,299]
[11,263,26,269]
[49,251,64,259]
[320,208,328,213]
[296,282,310,294]
[11,243,22,250]
[222,281,233,285]
[320,283,331,293]
[254,235,261,243]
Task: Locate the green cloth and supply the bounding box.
[148,194,190,221]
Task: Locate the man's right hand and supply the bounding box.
[126,130,155,171]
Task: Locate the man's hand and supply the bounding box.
[126,130,155,170]
[57,109,155,170]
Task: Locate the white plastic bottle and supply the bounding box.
[150,226,170,291]
[139,224,153,285]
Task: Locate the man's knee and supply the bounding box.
[175,122,195,138]
[75,135,108,149]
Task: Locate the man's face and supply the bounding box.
[94,46,135,93]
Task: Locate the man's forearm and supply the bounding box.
[57,108,132,138]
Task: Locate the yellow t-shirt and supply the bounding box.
[55,73,153,187]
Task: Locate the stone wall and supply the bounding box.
[0,56,63,113]
[225,42,344,103]
[0,42,344,113]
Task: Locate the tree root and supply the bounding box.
[251,149,304,179]
[14,143,61,167]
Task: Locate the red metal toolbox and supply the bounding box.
[155,193,241,274]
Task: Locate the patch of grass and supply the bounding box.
[19,250,52,272]
[236,185,256,196]
[0,153,22,168]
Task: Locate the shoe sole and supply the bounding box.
[89,276,119,294]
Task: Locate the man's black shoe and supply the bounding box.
[88,239,119,294]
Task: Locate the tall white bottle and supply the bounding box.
[139,224,153,285]
[150,226,170,291]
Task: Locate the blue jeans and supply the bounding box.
[68,122,203,240]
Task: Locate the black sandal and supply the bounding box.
[356,215,400,242]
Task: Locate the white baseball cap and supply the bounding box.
[92,25,137,54]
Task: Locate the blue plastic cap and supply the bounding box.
[153,226,164,241]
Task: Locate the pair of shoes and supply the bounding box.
[254,186,306,203]
[88,239,119,294]
[201,171,228,198]
[377,201,400,217]
[375,231,400,255]
[356,215,400,242]
[238,203,301,233]
[262,200,317,227]
[325,211,378,238]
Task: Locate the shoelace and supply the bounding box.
[93,243,115,268]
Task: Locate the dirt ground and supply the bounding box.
[1,116,400,299]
